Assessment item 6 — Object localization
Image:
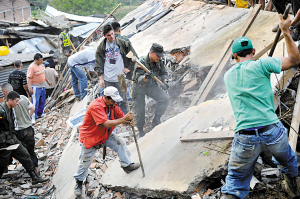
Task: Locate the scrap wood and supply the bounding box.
[288,79,300,151]
[189,4,262,107]
[180,130,234,142]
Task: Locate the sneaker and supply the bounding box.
[74,179,83,196]
[291,29,300,41]
[272,24,279,32]
[122,163,140,174]
[281,175,299,198]
[220,194,239,199]
[31,118,36,125]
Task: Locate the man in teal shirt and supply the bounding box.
[221,14,300,199]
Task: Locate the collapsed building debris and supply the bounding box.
[2,0,300,198]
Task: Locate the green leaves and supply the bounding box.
[51,0,118,15]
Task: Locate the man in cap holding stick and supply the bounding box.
[132,43,169,137]
[73,86,140,197]
[221,14,300,199]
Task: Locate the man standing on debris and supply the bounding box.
[111,21,131,43]
[59,27,72,52]
[95,23,138,114]
[1,83,39,174]
[46,50,58,69]
[0,91,48,185]
[27,53,52,124]
[8,60,29,97]
[132,43,169,137]
[221,15,300,199]
[68,46,97,101]
[44,62,58,98]
[73,86,140,197]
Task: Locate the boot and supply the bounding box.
[220,193,239,199]
[28,169,49,185]
[122,163,140,174]
[152,116,161,128]
[281,174,299,198]
[138,127,145,138]
[74,179,83,197]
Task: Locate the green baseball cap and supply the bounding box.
[232,37,253,53]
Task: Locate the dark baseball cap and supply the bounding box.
[150,43,164,57]
[232,37,253,53]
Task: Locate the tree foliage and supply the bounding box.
[50,0,117,16]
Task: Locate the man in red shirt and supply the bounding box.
[73,86,140,197]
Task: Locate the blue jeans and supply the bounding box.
[222,122,298,199]
[73,131,131,181]
[31,86,46,119]
[70,65,88,100]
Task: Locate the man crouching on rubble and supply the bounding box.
[73,86,140,197]
[221,15,300,199]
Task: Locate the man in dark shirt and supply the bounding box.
[47,50,58,69]
[8,60,28,96]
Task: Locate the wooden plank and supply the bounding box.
[253,35,284,60]
[238,4,262,36]
[10,31,58,38]
[288,80,300,151]
[0,35,18,39]
[180,130,234,142]
[5,39,9,48]
[189,39,233,107]
[189,4,262,107]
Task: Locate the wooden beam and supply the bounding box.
[189,4,262,107]
[253,35,284,60]
[0,35,18,39]
[189,40,232,107]
[288,80,300,151]
[9,31,58,39]
[5,39,9,48]
[180,130,234,142]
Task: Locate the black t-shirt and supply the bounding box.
[8,69,27,96]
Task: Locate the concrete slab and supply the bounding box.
[50,97,89,199]
[101,96,235,197]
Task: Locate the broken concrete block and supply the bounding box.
[20,183,30,189]
[100,164,108,173]
[35,139,45,148]
[214,5,225,9]
[115,192,122,199]
[7,165,16,171]
[89,163,97,169]
[184,78,198,92]
[261,168,280,184]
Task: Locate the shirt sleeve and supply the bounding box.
[114,105,125,119]
[260,57,282,76]
[27,67,34,78]
[26,97,33,109]
[54,70,58,76]
[90,106,108,125]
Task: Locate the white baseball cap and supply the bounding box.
[104,86,123,102]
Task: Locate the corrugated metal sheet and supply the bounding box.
[69,19,112,38]
[0,62,30,99]
[45,5,106,23]
[0,53,51,67]
[9,37,55,54]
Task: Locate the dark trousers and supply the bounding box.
[104,81,128,114]
[16,126,38,167]
[0,139,33,176]
[272,0,300,15]
[133,84,169,129]
[46,88,54,99]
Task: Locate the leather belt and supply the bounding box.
[238,123,277,135]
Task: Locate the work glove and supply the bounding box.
[162,81,169,90]
[145,72,154,79]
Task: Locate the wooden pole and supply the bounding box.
[288,80,300,151]
[76,3,121,51]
